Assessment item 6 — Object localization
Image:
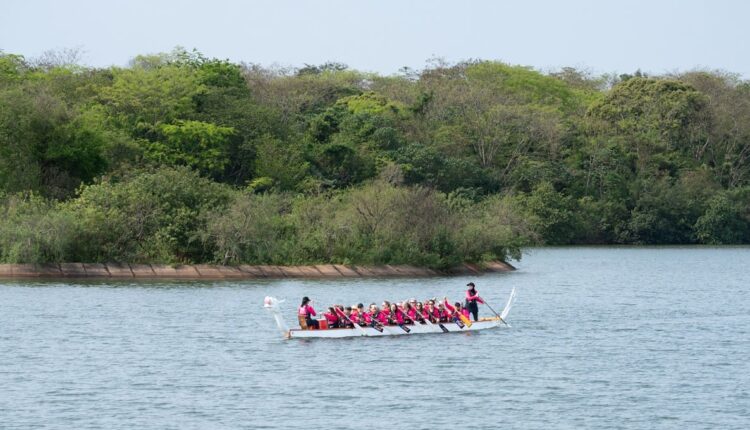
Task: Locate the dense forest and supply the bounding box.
[1,48,749,267]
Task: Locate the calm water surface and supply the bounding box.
[1,248,749,429]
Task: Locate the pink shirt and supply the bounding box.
[364,311,388,324]
[376,311,389,324]
[333,308,351,324]
[391,309,406,324]
[466,290,485,304]
[444,300,470,318]
[298,304,316,317]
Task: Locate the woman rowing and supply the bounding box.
[389,303,406,325]
[299,296,319,329]
[338,307,354,328]
[424,300,440,323]
[437,302,449,323]
[465,282,485,321]
[444,298,470,324]
[380,301,392,324]
[363,303,388,328]
[350,303,365,325]
[414,301,429,323]
[323,307,339,328]
[404,300,420,324]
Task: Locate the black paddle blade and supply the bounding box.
[439,324,449,333]
[399,324,411,333]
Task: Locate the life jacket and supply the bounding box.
[298,304,316,318]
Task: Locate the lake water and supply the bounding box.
[1,247,749,429]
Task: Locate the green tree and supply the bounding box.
[149,120,235,177]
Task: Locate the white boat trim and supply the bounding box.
[264,288,516,339]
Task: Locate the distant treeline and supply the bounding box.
[1,48,749,266]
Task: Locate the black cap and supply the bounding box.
[467,282,475,287]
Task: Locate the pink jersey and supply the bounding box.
[392,309,406,324]
[444,300,470,318]
[298,304,316,317]
[442,306,453,318]
[324,312,338,325]
[466,290,485,304]
[335,308,354,325]
[376,311,389,324]
[364,311,388,324]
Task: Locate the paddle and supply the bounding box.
[388,309,411,333]
[400,306,422,326]
[419,306,449,333]
[443,297,469,329]
[448,311,465,329]
[481,299,509,327]
[335,308,371,336]
[391,316,411,333]
[364,311,386,333]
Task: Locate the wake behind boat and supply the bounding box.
[264,288,516,339]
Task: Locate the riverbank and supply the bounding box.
[0,261,514,279]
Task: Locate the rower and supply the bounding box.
[341,306,354,328]
[354,303,366,325]
[444,298,470,322]
[425,300,440,323]
[389,303,404,325]
[408,300,426,324]
[324,307,339,329]
[437,302,448,323]
[415,302,429,322]
[364,303,388,328]
[381,301,392,324]
[298,296,319,329]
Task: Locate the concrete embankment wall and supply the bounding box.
[0,261,514,279]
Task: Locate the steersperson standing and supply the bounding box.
[298,296,319,329]
[465,282,485,321]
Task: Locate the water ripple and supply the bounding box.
[1,247,749,429]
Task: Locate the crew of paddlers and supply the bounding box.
[298,282,486,330]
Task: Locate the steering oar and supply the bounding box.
[481,298,510,327]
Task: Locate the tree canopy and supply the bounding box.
[1,48,749,265]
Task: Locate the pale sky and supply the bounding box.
[2,0,748,77]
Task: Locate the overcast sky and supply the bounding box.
[2,0,748,77]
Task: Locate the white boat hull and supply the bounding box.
[288,317,503,338]
[264,287,516,339]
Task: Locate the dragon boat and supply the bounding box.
[264,288,516,339]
